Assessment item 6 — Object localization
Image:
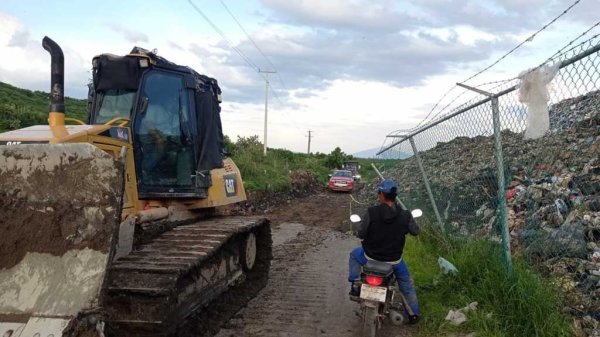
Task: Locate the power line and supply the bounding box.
[187,0,261,72]
[188,0,294,134]
[218,0,290,108]
[218,0,289,93]
[462,0,582,84]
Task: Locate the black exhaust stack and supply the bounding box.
[42,36,65,114]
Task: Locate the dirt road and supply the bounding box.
[216,191,413,337]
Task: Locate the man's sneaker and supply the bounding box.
[408,314,420,324]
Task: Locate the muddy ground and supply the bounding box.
[216,190,414,337]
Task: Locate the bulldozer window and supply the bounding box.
[135,71,194,189]
[94,89,136,123]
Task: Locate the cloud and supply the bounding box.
[232,27,512,92]
[260,0,411,33]
[0,14,92,99]
[205,0,590,107]
[259,0,569,35]
[167,40,184,51]
[7,27,29,47]
[107,23,149,43]
[0,13,31,48]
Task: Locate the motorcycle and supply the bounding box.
[349,209,422,337]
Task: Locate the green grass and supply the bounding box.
[404,226,572,337]
[0,81,87,132]
[227,135,353,192]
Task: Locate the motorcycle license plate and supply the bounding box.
[360,284,387,302]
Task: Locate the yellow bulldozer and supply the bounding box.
[0,37,271,337]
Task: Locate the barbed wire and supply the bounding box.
[546,21,600,63]
[407,15,599,137]
[461,0,582,84]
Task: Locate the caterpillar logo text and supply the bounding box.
[224,174,237,197]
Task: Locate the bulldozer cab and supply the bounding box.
[87,49,225,199]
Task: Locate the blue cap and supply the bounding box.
[377,179,397,193]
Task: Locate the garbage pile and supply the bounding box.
[234,170,324,215]
[289,169,323,196]
[550,90,600,132]
[366,90,599,333]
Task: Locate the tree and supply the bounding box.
[325,147,348,169]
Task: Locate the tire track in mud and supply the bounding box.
[217,223,332,336]
[216,221,411,337]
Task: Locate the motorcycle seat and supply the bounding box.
[363,260,394,277]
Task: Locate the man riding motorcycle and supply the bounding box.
[348,179,421,323]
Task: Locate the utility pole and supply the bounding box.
[307,130,312,155]
[259,69,276,156]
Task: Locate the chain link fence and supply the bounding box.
[377,35,600,320]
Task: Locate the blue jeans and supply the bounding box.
[348,246,420,316]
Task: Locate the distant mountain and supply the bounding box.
[353,147,411,159]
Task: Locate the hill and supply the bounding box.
[0,81,88,132]
[353,146,411,159]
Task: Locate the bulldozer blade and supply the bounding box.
[0,144,125,336]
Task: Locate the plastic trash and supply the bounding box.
[445,302,478,325]
[438,257,458,275]
[592,251,600,262]
[445,310,467,325]
[518,63,560,139]
[554,199,569,215]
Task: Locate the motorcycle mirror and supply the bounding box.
[411,209,423,218]
[350,214,361,223]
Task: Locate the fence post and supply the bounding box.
[409,137,445,232]
[455,82,512,274]
[491,97,513,274]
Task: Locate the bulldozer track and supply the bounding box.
[104,216,272,337]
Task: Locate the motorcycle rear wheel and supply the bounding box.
[361,306,378,337]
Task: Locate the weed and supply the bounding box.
[404,225,572,337]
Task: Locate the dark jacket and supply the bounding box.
[357,203,419,262]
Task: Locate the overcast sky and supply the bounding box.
[0,0,597,154]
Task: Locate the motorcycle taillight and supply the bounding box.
[365,275,383,286]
